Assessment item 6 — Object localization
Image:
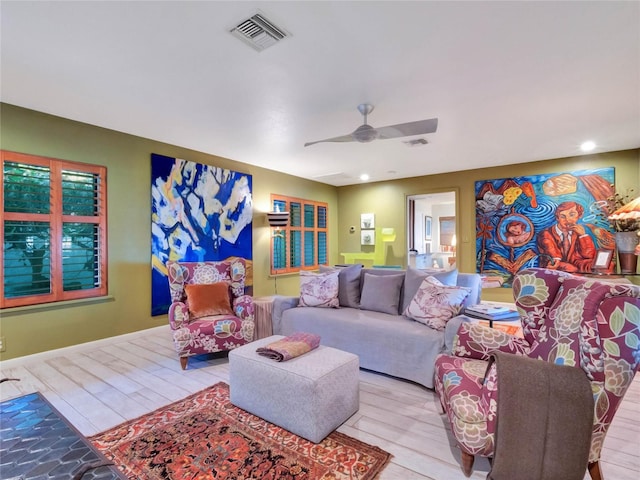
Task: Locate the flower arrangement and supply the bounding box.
[600,188,639,232]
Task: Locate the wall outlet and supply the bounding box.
[0,336,5,352]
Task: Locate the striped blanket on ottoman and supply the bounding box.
[256,332,320,361]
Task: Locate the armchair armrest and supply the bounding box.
[233,294,254,321]
[453,321,531,361]
[168,301,190,329]
[444,315,473,353]
[272,295,299,335]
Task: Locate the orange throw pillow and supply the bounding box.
[185,282,233,318]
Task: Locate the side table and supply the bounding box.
[253,296,276,340]
[464,301,523,337]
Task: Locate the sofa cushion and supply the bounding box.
[320,264,362,308]
[403,276,470,331]
[402,267,459,313]
[185,282,233,318]
[360,272,404,315]
[299,270,340,308]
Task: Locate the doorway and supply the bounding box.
[407,191,457,269]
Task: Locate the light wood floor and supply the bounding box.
[1,326,638,480]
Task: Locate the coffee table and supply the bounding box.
[229,335,360,443]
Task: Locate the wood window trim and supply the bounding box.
[1,150,108,308]
[270,194,328,275]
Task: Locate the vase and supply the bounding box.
[615,231,639,274]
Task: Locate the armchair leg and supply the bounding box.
[461,451,475,477]
[588,461,603,480]
[180,356,188,370]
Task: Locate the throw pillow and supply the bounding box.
[402,267,458,312]
[185,282,233,318]
[299,270,340,308]
[403,276,470,330]
[319,264,362,307]
[359,273,404,315]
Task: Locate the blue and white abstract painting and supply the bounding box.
[150,153,253,315]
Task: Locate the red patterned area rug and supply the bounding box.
[90,382,391,479]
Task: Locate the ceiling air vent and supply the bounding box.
[230,13,290,52]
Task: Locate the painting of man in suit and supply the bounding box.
[475,167,615,287]
[537,201,596,273]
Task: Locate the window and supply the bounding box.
[1,151,107,308]
[270,195,328,275]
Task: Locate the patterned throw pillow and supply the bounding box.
[403,276,471,330]
[401,267,459,313]
[298,270,340,308]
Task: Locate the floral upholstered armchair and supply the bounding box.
[166,258,254,369]
[434,268,640,480]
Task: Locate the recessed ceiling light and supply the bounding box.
[360,174,370,182]
[580,141,596,152]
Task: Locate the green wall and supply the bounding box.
[1,103,638,359]
[0,103,338,360]
[337,149,639,303]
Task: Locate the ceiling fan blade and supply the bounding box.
[374,118,438,140]
[304,133,355,147]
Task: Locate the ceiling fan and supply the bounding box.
[304,104,438,147]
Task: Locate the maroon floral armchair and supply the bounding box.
[166,258,254,369]
[434,268,640,479]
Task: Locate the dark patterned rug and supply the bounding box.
[90,382,391,479]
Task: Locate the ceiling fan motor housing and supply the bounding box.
[353,124,378,143]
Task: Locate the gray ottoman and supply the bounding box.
[229,335,360,443]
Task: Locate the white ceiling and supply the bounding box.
[1,1,639,186]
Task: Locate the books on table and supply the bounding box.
[465,303,511,315]
[476,320,523,337]
[464,303,520,321]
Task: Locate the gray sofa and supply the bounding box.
[272,266,481,389]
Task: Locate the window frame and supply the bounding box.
[270,194,328,275]
[1,150,108,308]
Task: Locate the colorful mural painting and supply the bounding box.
[475,167,615,287]
[151,153,253,315]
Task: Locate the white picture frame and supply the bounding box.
[360,213,375,229]
[593,249,613,270]
[361,230,375,245]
